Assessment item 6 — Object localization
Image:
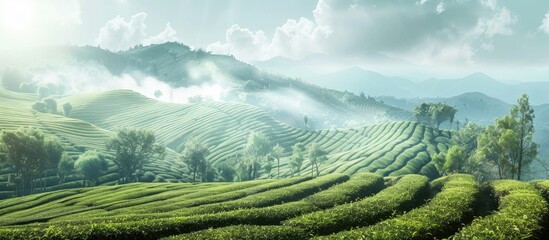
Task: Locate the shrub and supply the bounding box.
[450,180,548,239]
[285,174,429,235]
[319,174,479,239]
[161,225,308,240]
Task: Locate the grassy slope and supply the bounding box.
[61,89,450,179]
[0,88,185,197]
[0,174,546,240]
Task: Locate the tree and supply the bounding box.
[106,127,165,183]
[154,90,163,99]
[291,142,305,176]
[414,103,431,126]
[63,103,72,117]
[429,103,457,129]
[477,94,538,180]
[0,127,49,195]
[414,103,457,129]
[42,138,63,190]
[512,94,538,180]
[74,150,109,187]
[37,87,49,100]
[269,143,284,179]
[307,143,328,177]
[181,137,210,182]
[32,102,47,113]
[218,164,236,182]
[43,98,57,114]
[57,153,74,184]
[242,131,270,180]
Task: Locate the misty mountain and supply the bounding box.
[305,67,419,98]
[305,68,549,105]
[379,92,511,126]
[1,43,412,130]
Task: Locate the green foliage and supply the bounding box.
[62,102,72,117]
[181,138,210,182]
[414,102,457,129]
[37,87,49,100]
[269,143,284,179]
[477,94,538,180]
[241,131,271,180]
[74,150,109,187]
[320,174,479,240]
[291,142,305,176]
[43,98,57,114]
[450,180,547,239]
[285,174,429,235]
[106,127,165,183]
[31,101,47,113]
[217,164,236,182]
[307,143,328,177]
[57,153,74,184]
[162,225,307,240]
[0,127,54,195]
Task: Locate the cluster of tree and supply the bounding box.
[0,127,63,195]
[288,142,328,177]
[433,94,538,181]
[31,97,72,117]
[414,103,457,129]
[106,127,165,183]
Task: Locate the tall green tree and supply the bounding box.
[307,143,328,177]
[106,127,165,183]
[181,137,210,182]
[291,142,305,177]
[511,94,538,180]
[0,127,49,195]
[477,94,538,180]
[41,138,63,190]
[74,150,109,187]
[242,131,270,180]
[57,153,74,184]
[269,143,284,179]
[414,103,457,129]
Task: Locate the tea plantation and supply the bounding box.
[0,173,547,239]
[0,87,450,197]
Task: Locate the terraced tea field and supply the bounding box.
[0,173,547,239]
[1,87,449,198]
[62,90,451,179]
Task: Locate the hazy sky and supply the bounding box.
[2,0,549,80]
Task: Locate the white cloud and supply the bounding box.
[539,11,549,34]
[95,12,179,51]
[207,0,518,65]
[143,23,178,45]
[207,19,330,61]
[474,7,516,38]
[436,2,445,15]
[481,0,498,10]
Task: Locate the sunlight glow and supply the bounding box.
[2,0,34,32]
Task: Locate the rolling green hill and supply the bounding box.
[0,173,546,239]
[0,87,449,198]
[1,43,412,129]
[62,89,449,179]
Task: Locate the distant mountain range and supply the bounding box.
[302,67,549,105]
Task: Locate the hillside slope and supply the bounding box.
[63,89,450,179]
[0,173,546,240]
[1,43,412,129]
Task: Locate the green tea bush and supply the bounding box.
[160,225,308,240]
[285,174,429,235]
[450,180,548,240]
[318,174,479,239]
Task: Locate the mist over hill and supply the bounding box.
[303,67,549,105]
[0,43,410,130]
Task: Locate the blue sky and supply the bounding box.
[2,0,549,81]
